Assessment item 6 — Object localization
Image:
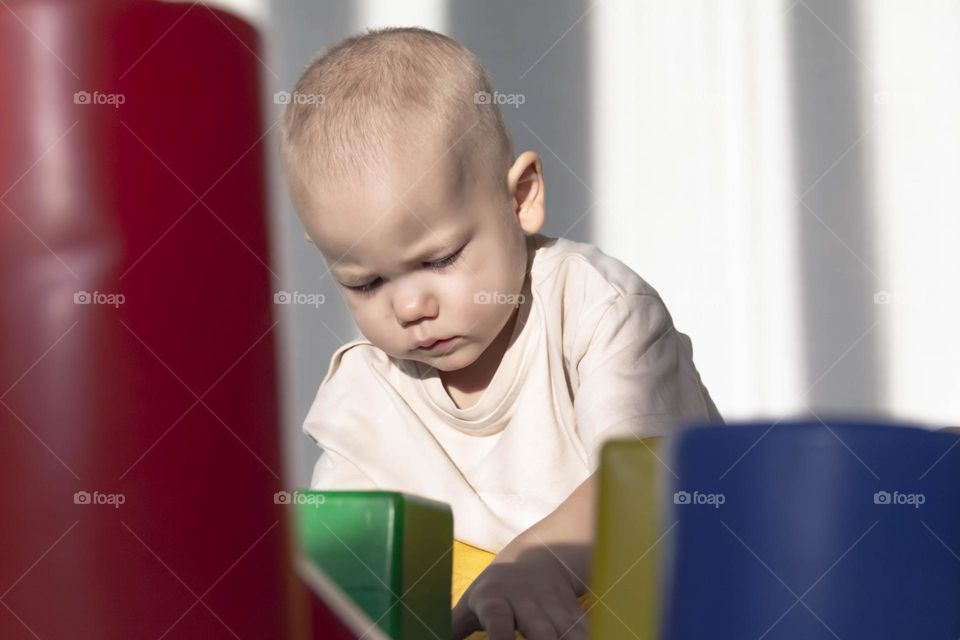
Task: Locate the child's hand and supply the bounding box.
[450,544,590,640]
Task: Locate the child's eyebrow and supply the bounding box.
[332,231,466,281]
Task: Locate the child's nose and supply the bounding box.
[394,287,438,325]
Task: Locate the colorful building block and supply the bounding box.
[590,421,960,639]
[295,491,452,639]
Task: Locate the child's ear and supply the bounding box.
[508,151,545,235]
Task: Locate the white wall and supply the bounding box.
[856,0,960,427]
[591,0,804,421]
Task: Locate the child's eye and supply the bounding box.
[345,279,380,296]
[426,247,463,272]
[343,246,465,297]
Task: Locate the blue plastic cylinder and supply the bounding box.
[662,420,960,640]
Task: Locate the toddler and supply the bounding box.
[279,26,722,640]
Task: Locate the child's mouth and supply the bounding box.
[416,336,460,352]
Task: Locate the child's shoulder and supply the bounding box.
[530,233,661,301]
[317,337,392,390]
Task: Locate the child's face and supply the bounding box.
[302,143,536,373]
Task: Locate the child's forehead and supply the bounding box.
[303,130,503,263]
[313,145,492,238]
[319,207,469,279]
[324,203,464,251]
[309,171,476,270]
[319,164,465,235]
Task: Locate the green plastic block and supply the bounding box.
[295,491,452,640]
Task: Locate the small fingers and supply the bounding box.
[513,600,560,640]
[450,599,481,639]
[546,602,589,640]
[474,598,517,640]
[544,588,590,640]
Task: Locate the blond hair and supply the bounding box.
[278,27,514,215]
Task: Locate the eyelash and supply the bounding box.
[345,247,464,297]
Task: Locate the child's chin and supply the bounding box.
[417,347,476,372]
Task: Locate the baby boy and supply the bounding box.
[279,26,722,640]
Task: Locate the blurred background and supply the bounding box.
[218,0,958,488]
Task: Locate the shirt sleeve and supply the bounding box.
[302,343,381,491]
[573,293,723,470]
[308,446,378,490]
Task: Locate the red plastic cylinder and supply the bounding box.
[0,1,317,638]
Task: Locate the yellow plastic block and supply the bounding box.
[454,539,592,640]
[588,437,664,639]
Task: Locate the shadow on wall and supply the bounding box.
[787,0,883,415]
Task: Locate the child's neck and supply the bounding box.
[440,305,520,410]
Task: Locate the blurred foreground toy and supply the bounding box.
[590,420,960,639]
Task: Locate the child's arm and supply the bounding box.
[450,293,718,638]
[494,470,597,584]
[451,472,596,640]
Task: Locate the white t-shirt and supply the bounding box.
[303,233,723,552]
